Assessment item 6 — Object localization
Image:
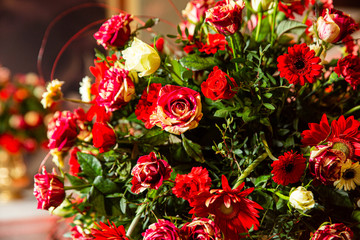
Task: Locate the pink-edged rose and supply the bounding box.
[96,68,135,112]
[334,54,360,90]
[94,13,133,49]
[131,152,172,194]
[311,223,354,240]
[33,167,65,210]
[180,218,223,240]
[205,0,245,35]
[149,85,203,135]
[47,111,79,151]
[142,219,181,240]
[201,66,238,100]
[92,122,116,153]
[309,144,346,185]
[317,9,359,43]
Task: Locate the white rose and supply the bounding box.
[289,186,315,212]
[122,37,161,77]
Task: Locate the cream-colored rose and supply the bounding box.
[316,11,340,43]
[122,37,161,77]
[289,186,315,212]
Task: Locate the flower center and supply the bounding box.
[343,169,355,180]
[285,163,294,173]
[332,140,353,159]
[219,203,234,215]
[294,60,305,70]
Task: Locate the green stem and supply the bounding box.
[233,152,268,189]
[163,65,184,86]
[270,0,279,46]
[63,98,92,104]
[255,11,263,42]
[263,188,290,200]
[127,203,146,237]
[229,34,239,72]
[344,105,360,116]
[64,184,92,191]
[260,132,277,161]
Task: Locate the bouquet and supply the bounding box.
[34,0,360,239]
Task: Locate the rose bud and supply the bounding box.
[94,13,133,49]
[289,186,315,212]
[205,0,245,35]
[47,111,79,152]
[251,0,272,12]
[92,122,117,153]
[311,223,354,240]
[142,219,180,240]
[33,167,65,210]
[95,68,135,112]
[309,144,346,185]
[317,9,359,43]
[149,85,203,135]
[131,152,172,194]
[122,38,161,77]
[201,66,238,100]
[180,218,222,240]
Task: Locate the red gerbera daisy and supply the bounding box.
[277,43,323,85]
[301,114,331,147]
[189,175,262,240]
[271,151,306,186]
[172,167,212,203]
[91,220,129,240]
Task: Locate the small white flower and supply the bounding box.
[289,186,315,212]
[79,76,93,102]
[41,79,64,109]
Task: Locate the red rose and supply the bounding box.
[142,219,180,240]
[205,0,245,35]
[334,54,360,89]
[311,223,354,240]
[47,111,79,151]
[95,68,135,112]
[135,83,162,129]
[201,66,238,100]
[94,13,133,49]
[149,85,203,135]
[172,167,212,203]
[33,167,65,210]
[131,152,172,194]
[92,122,116,153]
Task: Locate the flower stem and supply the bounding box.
[260,132,277,161]
[263,188,289,200]
[255,12,263,42]
[63,98,92,104]
[127,203,146,237]
[270,0,279,46]
[233,152,268,189]
[229,34,239,72]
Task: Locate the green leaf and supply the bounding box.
[93,176,118,194]
[254,174,271,187]
[179,54,221,71]
[276,20,307,38]
[214,106,240,118]
[181,135,205,163]
[120,198,127,214]
[136,18,159,31]
[139,128,170,145]
[65,173,87,186]
[77,152,103,180]
[263,103,275,110]
[263,93,272,98]
[88,186,106,216]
